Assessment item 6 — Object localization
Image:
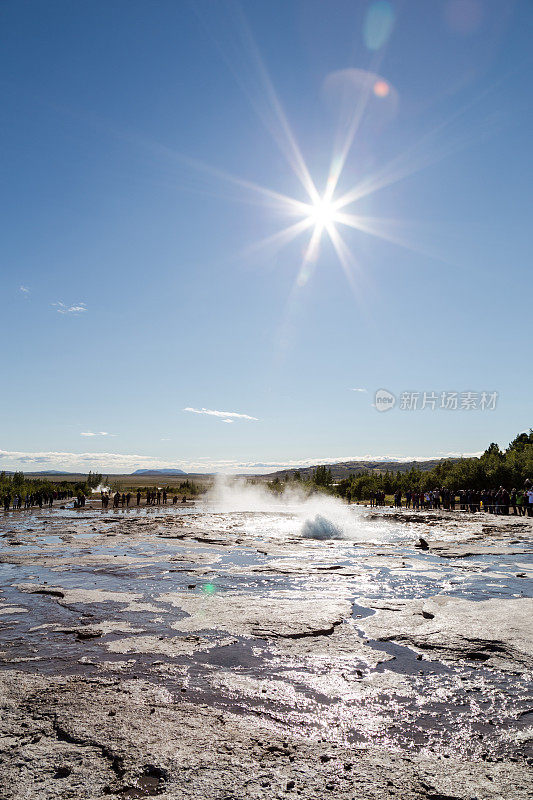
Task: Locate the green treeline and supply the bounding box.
[0,470,206,501]
[336,431,533,501]
[264,431,533,501]
[267,464,333,493]
[0,470,97,498]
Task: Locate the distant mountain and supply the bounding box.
[19,470,84,476]
[33,470,75,475]
[257,458,460,481]
[131,469,186,476]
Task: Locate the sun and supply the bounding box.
[307,196,339,230]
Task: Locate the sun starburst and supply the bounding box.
[150,7,462,296]
[305,195,340,231]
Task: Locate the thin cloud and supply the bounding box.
[437,450,483,458]
[184,407,258,422]
[0,448,484,475]
[53,301,87,315]
[80,431,114,437]
[349,387,367,393]
[0,449,192,473]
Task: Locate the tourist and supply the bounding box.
[526,489,533,517]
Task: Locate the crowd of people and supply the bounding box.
[368,485,533,515]
[4,483,532,517]
[1,487,191,512]
[2,488,74,512]
[100,490,188,509]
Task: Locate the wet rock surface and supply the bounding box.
[0,502,531,798]
[1,669,532,800]
[360,596,533,671]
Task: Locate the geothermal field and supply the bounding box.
[0,483,531,799]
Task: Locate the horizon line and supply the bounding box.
[0,449,484,476]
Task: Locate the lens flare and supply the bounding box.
[363,0,396,51]
[373,79,390,98]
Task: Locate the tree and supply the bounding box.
[507,430,533,453]
[87,471,102,489]
[313,465,332,487]
[13,471,24,488]
[484,442,503,459]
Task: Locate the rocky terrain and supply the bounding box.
[0,500,531,798]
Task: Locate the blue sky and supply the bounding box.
[1,0,532,473]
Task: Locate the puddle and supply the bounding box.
[119,768,166,797]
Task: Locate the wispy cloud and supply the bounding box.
[19,286,30,295]
[53,301,87,315]
[349,387,367,393]
[184,407,259,422]
[437,451,483,458]
[80,431,114,437]
[0,449,193,473]
[0,448,484,475]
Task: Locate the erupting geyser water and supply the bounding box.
[301,514,343,539]
[206,476,373,541]
[91,483,110,494]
